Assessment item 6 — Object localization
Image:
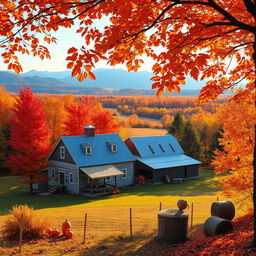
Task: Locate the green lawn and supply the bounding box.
[1,169,241,256]
[0,169,219,215]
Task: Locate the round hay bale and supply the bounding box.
[157,209,188,243]
[204,216,233,237]
[211,200,235,220]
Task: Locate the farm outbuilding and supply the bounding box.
[125,135,201,183]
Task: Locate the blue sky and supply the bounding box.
[0,18,154,73]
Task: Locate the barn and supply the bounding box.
[124,135,201,183]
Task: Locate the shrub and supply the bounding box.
[1,205,51,241]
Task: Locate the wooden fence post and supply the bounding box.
[130,208,133,239]
[83,213,87,244]
[217,197,219,202]
[159,202,162,211]
[190,203,194,230]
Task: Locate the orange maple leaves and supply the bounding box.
[0,0,255,102]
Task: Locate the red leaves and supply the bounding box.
[7,87,51,184]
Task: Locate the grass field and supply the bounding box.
[0,170,242,256]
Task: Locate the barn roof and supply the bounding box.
[126,135,201,169]
[137,154,201,169]
[60,133,135,167]
[127,135,184,158]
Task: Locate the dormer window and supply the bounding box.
[111,144,117,152]
[60,146,65,159]
[106,142,117,153]
[85,146,92,155]
[80,143,92,155]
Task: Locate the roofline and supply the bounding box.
[79,160,135,168]
[47,137,77,165]
[47,137,62,161]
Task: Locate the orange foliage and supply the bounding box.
[212,92,255,206]
[0,1,254,103]
[0,86,15,129]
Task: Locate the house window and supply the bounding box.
[85,146,92,155]
[51,168,56,179]
[122,168,127,179]
[60,146,65,159]
[111,144,117,152]
[69,173,74,184]
[169,143,175,152]
[105,176,111,182]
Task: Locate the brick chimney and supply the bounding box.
[84,125,95,137]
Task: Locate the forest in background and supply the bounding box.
[0,86,254,208]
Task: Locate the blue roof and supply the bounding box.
[127,135,201,169]
[137,154,201,169]
[128,135,184,158]
[61,134,135,167]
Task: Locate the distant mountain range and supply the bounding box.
[0,69,204,96]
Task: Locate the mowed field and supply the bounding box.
[0,170,244,256]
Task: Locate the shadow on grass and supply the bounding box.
[0,169,220,215]
[80,231,157,256]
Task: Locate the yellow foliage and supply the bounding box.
[212,92,255,208]
[1,205,51,240]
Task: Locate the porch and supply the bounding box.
[80,164,124,197]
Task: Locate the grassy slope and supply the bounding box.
[0,170,243,256]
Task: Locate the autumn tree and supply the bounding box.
[64,96,96,136]
[0,87,15,170]
[43,96,68,143]
[91,109,120,134]
[1,0,255,245]
[7,87,51,194]
[212,92,255,207]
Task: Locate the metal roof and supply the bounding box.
[137,154,201,169]
[80,165,124,179]
[61,133,135,167]
[128,135,184,158]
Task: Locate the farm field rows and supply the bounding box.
[0,170,245,256]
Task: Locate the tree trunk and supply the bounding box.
[253,37,256,247]
[29,175,33,195]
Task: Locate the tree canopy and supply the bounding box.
[0,0,255,101]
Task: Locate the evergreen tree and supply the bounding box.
[180,120,201,160]
[208,126,224,159]
[168,112,185,142]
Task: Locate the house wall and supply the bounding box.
[135,160,199,183]
[49,141,75,164]
[79,162,134,192]
[48,160,79,194]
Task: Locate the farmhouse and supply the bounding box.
[124,135,201,183]
[47,125,135,196]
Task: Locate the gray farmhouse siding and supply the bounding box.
[79,162,134,191]
[47,127,135,195]
[48,160,79,194]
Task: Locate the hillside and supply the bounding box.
[0,70,201,96]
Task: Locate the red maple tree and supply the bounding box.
[64,96,95,136]
[7,87,52,194]
[91,109,120,134]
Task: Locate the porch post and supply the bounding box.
[90,179,93,194]
[115,176,117,187]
